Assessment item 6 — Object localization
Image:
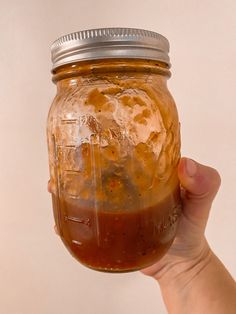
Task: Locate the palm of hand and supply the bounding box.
[141,210,206,279]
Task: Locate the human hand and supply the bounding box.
[141,157,221,283]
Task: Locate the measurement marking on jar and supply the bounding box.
[65,194,83,200]
[72,240,82,246]
[61,119,78,124]
[65,216,91,226]
[56,144,76,148]
[64,169,81,174]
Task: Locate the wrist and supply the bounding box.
[156,240,213,314]
[157,247,236,314]
[158,241,212,290]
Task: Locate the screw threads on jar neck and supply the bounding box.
[52,59,171,84]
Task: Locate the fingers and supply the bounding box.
[48,180,52,193]
[48,181,58,235]
[54,225,59,235]
[178,157,221,231]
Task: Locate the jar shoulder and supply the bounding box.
[50,75,178,120]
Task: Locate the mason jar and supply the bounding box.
[47,28,182,272]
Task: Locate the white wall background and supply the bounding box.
[0,1,236,313]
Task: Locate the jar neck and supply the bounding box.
[52,59,171,89]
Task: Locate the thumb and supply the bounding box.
[178,157,221,232]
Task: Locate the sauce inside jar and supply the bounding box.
[52,184,181,272]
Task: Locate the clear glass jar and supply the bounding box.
[47,28,182,272]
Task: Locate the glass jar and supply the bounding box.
[47,28,182,272]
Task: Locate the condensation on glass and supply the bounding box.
[47,28,182,272]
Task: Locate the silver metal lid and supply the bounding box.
[51,27,170,70]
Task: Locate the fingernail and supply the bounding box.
[185,158,197,177]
